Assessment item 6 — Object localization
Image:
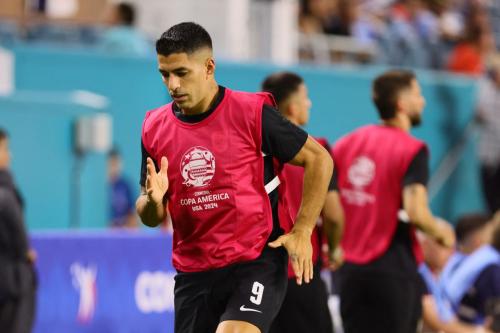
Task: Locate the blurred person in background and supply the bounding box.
[443,214,500,330]
[476,55,500,214]
[380,0,439,68]
[330,0,385,63]
[484,0,500,50]
[331,69,454,333]
[100,2,151,56]
[349,1,387,48]
[108,148,137,228]
[426,0,464,42]
[325,0,355,36]
[419,219,489,333]
[136,22,333,333]
[446,2,495,76]
[298,0,384,63]
[262,71,344,333]
[0,128,37,333]
[299,0,338,35]
[439,213,493,316]
[409,0,464,69]
[455,213,495,255]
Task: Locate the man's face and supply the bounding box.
[108,155,121,180]
[470,226,490,252]
[400,79,426,127]
[289,83,312,126]
[0,137,11,170]
[157,49,214,112]
[422,236,454,271]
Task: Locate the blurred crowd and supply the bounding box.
[299,0,500,74]
[1,0,500,74]
[0,1,152,56]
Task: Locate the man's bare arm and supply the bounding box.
[322,190,344,268]
[269,136,333,284]
[288,136,334,234]
[403,184,454,247]
[422,295,488,333]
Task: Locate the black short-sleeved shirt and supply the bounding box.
[140,86,308,241]
[340,146,430,277]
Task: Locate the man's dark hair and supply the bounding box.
[108,147,121,159]
[117,3,135,26]
[372,70,416,120]
[156,22,212,57]
[261,72,304,106]
[455,213,491,244]
[0,128,8,141]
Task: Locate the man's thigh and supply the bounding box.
[220,247,288,333]
[174,269,230,333]
[174,247,287,333]
[216,320,261,333]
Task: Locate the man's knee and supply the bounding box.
[216,320,261,333]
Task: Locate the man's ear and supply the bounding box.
[206,57,215,76]
[395,95,405,114]
[284,101,295,118]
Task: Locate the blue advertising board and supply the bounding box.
[31,231,175,333]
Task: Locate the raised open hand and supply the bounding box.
[145,156,169,205]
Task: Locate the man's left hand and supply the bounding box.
[268,228,313,285]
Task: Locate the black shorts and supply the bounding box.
[269,264,333,333]
[339,266,422,333]
[174,246,288,333]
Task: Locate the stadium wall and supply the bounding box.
[0,92,107,229]
[5,44,483,229]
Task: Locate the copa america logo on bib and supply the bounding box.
[348,156,375,188]
[181,146,216,187]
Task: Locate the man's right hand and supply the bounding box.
[328,246,344,271]
[145,156,169,205]
[403,184,455,249]
[434,220,455,248]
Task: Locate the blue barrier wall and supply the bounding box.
[0,92,107,229]
[31,231,175,333]
[7,44,483,228]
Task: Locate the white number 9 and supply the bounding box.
[250,281,264,305]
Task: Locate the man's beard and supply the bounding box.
[410,113,422,127]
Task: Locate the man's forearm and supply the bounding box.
[404,184,444,242]
[412,208,440,237]
[322,191,344,250]
[409,207,454,248]
[136,194,166,227]
[293,152,333,234]
[324,218,343,250]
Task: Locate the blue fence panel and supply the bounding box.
[0,94,107,229]
[31,231,175,333]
